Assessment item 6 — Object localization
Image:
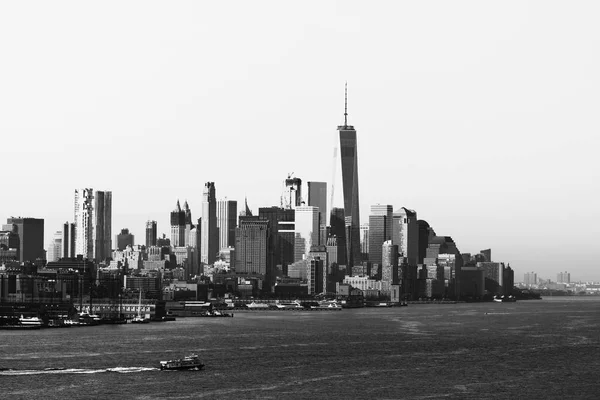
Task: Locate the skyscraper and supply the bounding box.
[283,175,302,209]
[73,189,111,261]
[74,188,94,259]
[334,84,361,267]
[392,208,418,266]
[47,231,63,262]
[368,204,393,265]
[217,199,238,250]
[201,182,218,265]
[93,190,112,262]
[258,206,295,272]
[170,200,186,247]
[235,219,269,275]
[146,220,157,247]
[116,228,134,250]
[294,206,320,262]
[62,221,75,259]
[329,207,347,266]
[3,217,44,263]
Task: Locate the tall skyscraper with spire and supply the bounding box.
[201,182,218,264]
[334,84,361,267]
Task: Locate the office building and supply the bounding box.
[61,222,75,259]
[170,200,186,247]
[368,204,393,265]
[258,206,295,272]
[47,231,63,263]
[417,220,435,265]
[294,206,320,262]
[93,190,112,262]
[329,207,347,266]
[3,217,45,263]
[217,199,237,250]
[116,228,134,251]
[557,271,570,284]
[392,208,418,266]
[146,220,157,247]
[335,84,361,267]
[480,249,492,262]
[201,182,218,265]
[307,180,327,230]
[235,219,269,275]
[524,272,537,286]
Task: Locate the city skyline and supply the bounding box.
[1,2,598,280]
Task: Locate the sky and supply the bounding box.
[1,1,599,281]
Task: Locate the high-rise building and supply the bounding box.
[283,175,302,209]
[524,272,537,286]
[557,271,571,284]
[62,222,75,259]
[116,228,134,251]
[74,189,111,261]
[47,231,63,263]
[293,206,320,262]
[334,84,361,267]
[74,188,94,259]
[392,208,418,266]
[360,223,369,260]
[417,220,435,265]
[183,201,193,247]
[170,200,186,247]
[258,206,295,272]
[0,229,19,262]
[329,207,347,266]
[93,190,112,262]
[146,220,157,247]
[480,249,492,262]
[217,199,237,250]
[235,219,269,275]
[307,181,327,224]
[368,204,393,265]
[201,182,218,265]
[3,217,45,263]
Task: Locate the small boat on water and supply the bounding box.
[275,300,303,309]
[311,300,342,309]
[246,302,269,309]
[131,290,150,323]
[159,354,205,371]
[494,295,517,303]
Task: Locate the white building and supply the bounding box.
[293,206,320,262]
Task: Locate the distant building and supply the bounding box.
[480,249,492,262]
[478,261,504,293]
[258,206,295,272]
[146,220,157,247]
[47,231,63,262]
[360,223,369,260]
[368,204,393,265]
[170,200,186,247]
[235,219,269,275]
[116,228,134,251]
[62,222,75,259]
[557,271,570,284]
[283,175,302,209]
[3,217,45,263]
[524,271,537,286]
[217,199,237,250]
[201,182,218,265]
[417,220,435,265]
[294,206,320,262]
[93,191,112,262]
[73,189,111,262]
[329,207,347,266]
[307,181,327,240]
[392,208,418,266]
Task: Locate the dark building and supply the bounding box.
[258,207,295,273]
[93,191,112,262]
[61,222,76,259]
[235,218,269,276]
[3,217,44,263]
[170,200,186,247]
[329,207,347,266]
[368,214,388,265]
[116,228,134,251]
[336,85,361,267]
[503,264,514,296]
[201,182,218,265]
[417,220,435,265]
[480,249,492,262]
[146,220,157,247]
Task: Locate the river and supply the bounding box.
[1,297,599,399]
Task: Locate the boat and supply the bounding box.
[246,302,269,309]
[131,290,150,323]
[494,295,517,303]
[159,354,205,371]
[18,315,44,328]
[311,300,342,310]
[275,300,303,309]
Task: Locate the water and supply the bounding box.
[1,298,599,399]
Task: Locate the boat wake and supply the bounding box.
[0,366,158,376]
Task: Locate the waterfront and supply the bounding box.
[1,298,599,399]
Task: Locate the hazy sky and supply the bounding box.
[1,1,598,281]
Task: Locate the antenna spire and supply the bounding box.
[344,82,348,127]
